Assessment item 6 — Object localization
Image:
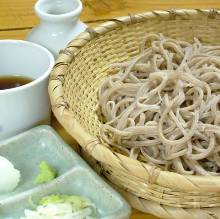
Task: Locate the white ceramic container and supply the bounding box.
[26,0,87,57]
[0,40,54,141]
[0,125,131,219]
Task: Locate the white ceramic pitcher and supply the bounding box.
[26,0,87,57]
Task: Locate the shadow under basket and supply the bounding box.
[49,9,220,219]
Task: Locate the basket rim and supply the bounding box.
[49,8,220,193]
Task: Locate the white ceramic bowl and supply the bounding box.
[0,40,54,141]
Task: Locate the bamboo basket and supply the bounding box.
[49,9,220,219]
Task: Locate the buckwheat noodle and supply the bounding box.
[98,33,220,176]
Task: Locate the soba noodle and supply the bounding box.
[98,33,220,176]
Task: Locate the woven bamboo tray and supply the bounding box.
[49,9,220,219]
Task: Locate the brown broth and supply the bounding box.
[0,75,33,90]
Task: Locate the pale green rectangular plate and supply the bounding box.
[0,125,131,219]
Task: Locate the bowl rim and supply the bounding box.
[0,40,54,94]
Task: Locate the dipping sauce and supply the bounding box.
[0,76,33,90]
